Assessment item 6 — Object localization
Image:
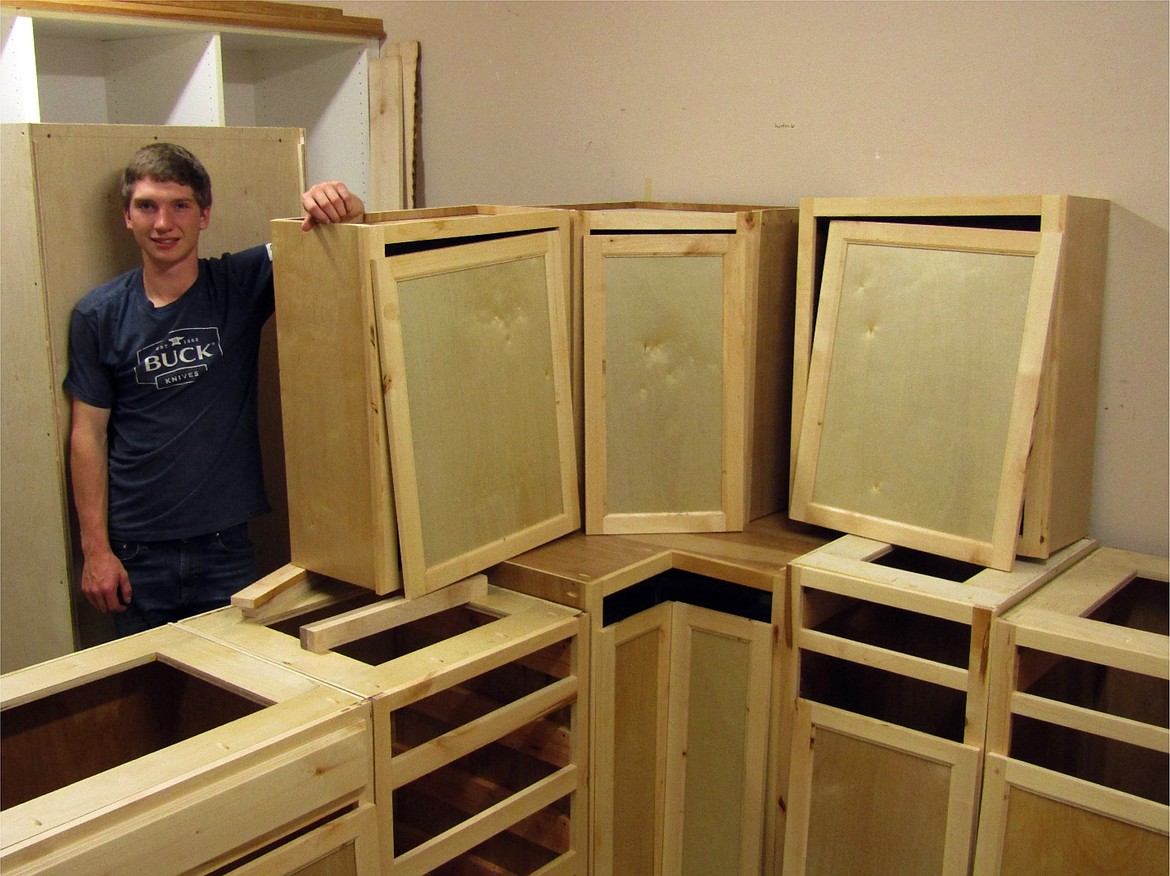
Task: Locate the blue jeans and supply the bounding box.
[111,524,258,637]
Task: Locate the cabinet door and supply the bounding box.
[662,604,771,876]
[783,700,981,876]
[584,232,747,535]
[371,230,580,598]
[593,601,772,876]
[594,602,674,876]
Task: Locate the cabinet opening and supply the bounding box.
[394,785,571,874]
[1,660,264,810]
[602,569,771,626]
[1010,714,1168,804]
[802,590,972,668]
[202,802,360,876]
[1086,575,1168,635]
[868,545,984,582]
[800,652,967,741]
[384,228,551,258]
[316,604,505,666]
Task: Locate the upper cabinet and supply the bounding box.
[0,0,417,208]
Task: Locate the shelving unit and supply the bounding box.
[0,0,417,208]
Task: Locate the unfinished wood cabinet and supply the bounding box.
[490,524,824,876]
[790,195,1109,561]
[270,207,580,600]
[0,624,376,875]
[0,122,304,670]
[973,547,1169,876]
[184,581,589,875]
[577,204,798,535]
[780,534,1095,876]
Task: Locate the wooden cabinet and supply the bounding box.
[0,624,376,875]
[270,207,580,599]
[0,0,415,207]
[183,582,589,876]
[0,122,304,671]
[780,534,1095,876]
[577,204,799,535]
[489,521,827,876]
[595,592,772,876]
[974,547,1169,875]
[789,195,1109,562]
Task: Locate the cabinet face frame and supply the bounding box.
[790,221,1063,570]
[584,231,748,535]
[974,547,1170,875]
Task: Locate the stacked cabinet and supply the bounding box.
[576,204,798,535]
[0,123,304,670]
[270,207,580,599]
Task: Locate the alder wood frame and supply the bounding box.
[790,220,1064,570]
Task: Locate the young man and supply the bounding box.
[64,142,364,636]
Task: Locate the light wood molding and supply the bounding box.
[0,0,386,40]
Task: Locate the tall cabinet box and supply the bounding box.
[270,206,580,600]
[0,123,304,670]
[790,195,1109,561]
[574,203,799,535]
[974,547,1169,876]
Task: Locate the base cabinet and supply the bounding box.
[594,598,771,876]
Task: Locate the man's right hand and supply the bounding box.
[81,549,131,613]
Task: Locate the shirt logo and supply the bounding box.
[135,328,222,389]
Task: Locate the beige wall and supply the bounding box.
[334,0,1168,556]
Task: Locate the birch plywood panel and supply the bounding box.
[585,233,745,534]
[373,230,579,597]
[791,221,1063,570]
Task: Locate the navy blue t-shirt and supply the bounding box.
[64,245,275,541]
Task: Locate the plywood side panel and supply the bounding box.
[271,219,398,594]
[0,125,75,671]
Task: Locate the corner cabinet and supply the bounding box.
[0,0,417,209]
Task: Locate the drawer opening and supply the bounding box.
[315,603,505,666]
[803,590,971,668]
[801,652,967,741]
[1012,650,1168,803]
[395,790,571,874]
[602,569,770,626]
[1,660,264,810]
[202,802,360,875]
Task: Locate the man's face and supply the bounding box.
[123,177,211,268]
